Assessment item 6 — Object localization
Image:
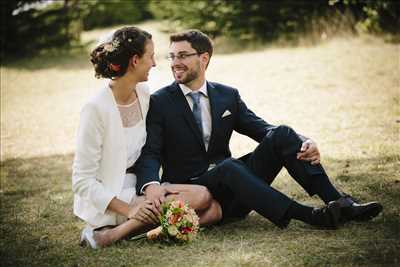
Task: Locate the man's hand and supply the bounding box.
[144,184,166,211]
[297,139,320,165]
[144,184,179,211]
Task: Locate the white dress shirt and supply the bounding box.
[179,81,212,150]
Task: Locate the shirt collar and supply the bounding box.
[179,80,208,97]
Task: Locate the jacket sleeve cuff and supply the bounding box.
[93,190,116,214]
[140,181,161,195]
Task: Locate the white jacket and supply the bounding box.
[72,83,150,227]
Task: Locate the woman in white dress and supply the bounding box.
[72,26,221,249]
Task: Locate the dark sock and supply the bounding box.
[284,201,314,225]
[313,175,342,203]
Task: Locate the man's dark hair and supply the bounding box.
[170,30,213,59]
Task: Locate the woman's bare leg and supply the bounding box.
[164,184,222,225]
[197,199,223,225]
[93,196,154,247]
[92,185,223,247]
[164,184,211,209]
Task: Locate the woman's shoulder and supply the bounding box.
[85,83,112,105]
[136,82,151,98]
[80,85,112,115]
[136,82,151,117]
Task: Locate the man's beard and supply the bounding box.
[178,70,198,85]
[175,64,200,85]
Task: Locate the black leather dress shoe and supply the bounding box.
[311,201,341,229]
[334,194,383,223]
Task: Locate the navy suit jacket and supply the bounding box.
[134,81,277,192]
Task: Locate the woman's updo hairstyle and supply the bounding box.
[90,26,152,79]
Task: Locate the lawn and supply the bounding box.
[1,21,399,266]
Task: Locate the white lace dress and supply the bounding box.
[114,98,146,224]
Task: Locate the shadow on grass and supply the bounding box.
[0,153,399,266]
[0,153,79,266]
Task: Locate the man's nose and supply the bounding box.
[170,57,181,66]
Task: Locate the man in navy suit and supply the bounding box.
[134,30,382,228]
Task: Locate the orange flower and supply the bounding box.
[130,199,200,243]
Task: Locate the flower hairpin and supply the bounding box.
[104,39,120,53]
[109,63,121,72]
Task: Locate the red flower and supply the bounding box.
[109,63,121,72]
[181,227,192,234]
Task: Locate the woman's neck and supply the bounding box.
[110,75,139,105]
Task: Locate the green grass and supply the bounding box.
[1,155,399,266]
[1,21,399,266]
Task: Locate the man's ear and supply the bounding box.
[200,52,210,68]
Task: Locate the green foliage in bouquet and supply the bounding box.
[130,200,200,244]
[159,200,200,243]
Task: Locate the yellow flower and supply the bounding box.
[167,225,179,236]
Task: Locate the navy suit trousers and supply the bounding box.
[192,125,328,228]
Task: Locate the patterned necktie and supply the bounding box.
[188,92,203,135]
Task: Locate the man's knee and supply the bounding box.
[273,125,295,139]
[265,124,300,152]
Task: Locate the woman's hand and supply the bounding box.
[128,200,159,225]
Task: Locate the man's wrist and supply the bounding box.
[141,181,161,194]
[145,184,159,193]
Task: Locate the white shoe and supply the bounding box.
[80,226,98,249]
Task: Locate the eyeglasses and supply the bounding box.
[166,53,199,61]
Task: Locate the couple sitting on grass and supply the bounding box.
[72,26,382,249]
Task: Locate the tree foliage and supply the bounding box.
[329,0,399,34]
[0,0,152,60]
[82,0,152,30]
[1,0,88,59]
[149,0,399,40]
[2,0,398,60]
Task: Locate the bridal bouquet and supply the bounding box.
[130,200,200,243]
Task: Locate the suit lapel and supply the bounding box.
[167,83,206,151]
[207,82,223,154]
